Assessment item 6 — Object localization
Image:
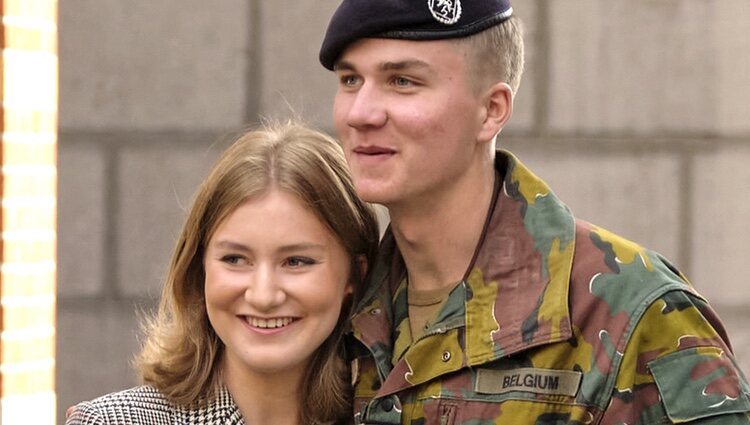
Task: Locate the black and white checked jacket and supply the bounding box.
[66,385,244,424]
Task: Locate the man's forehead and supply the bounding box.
[333,38,458,72]
[319,0,513,71]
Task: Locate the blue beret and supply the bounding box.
[319,0,513,70]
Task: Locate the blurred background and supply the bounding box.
[9,0,740,423]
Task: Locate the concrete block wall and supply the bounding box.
[57,0,750,422]
[57,0,251,421]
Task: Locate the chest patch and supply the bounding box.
[475,367,582,397]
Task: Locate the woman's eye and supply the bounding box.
[221,255,245,265]
[285,256,315,268]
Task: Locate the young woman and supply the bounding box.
[66,121,380,425]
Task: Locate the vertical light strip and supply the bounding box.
[0,0,58,423]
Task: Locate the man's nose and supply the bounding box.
[345,83,387,129]
[244,265,285,310]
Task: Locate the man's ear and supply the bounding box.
[477,82,513,143]
[355,254,368,280]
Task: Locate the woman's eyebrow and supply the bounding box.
[212,240,250,251]
[213,240,326,254]
[276,243,326,254]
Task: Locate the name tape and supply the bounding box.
[475,367,582,397]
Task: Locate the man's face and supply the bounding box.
[332,38,488,208]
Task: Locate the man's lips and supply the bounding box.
[353,146,396,155]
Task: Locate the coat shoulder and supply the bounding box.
[66,385,173,425]
[67,385,243,425]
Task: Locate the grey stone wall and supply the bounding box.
[57,0,750,422]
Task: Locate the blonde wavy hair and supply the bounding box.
[134,121,380,424]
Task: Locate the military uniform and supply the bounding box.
[348,151,750,424]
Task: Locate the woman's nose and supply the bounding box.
[243,265,285,310]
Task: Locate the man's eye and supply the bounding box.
[285,256,315,268]
[391,76,419,89]
[393,77,412,87]
[340,75,360,86]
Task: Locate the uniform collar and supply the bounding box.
[351,150,576,395]
[462,150,576,363]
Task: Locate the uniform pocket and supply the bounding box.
[648,346,750,422]
[415,366,596,425]
[438,400,457,425]
[420,396,595,425]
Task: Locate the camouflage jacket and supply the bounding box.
[348,151,750,424]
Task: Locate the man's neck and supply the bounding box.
[389,157,496,292]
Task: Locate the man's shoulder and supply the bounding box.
[569,219,699,325]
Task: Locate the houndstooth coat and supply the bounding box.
[66,385,244,425]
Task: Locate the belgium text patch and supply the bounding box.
[475,368,582,397]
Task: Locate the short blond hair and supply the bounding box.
[454,16,525,95]
[134,121,380,424]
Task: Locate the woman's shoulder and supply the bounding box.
[67,385,243,425]
[66,385,173,425]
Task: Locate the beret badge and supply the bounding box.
[429,0,462,25]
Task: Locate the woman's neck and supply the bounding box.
[221,355,305,425]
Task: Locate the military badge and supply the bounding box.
[428,0,462,25]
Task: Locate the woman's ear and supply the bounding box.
[477,82,513,143]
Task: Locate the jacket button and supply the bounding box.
[381,397,394,412]
[441,351,451,362]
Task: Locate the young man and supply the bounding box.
[320,0,750,424]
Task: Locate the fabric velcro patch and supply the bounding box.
[649,346,750,422]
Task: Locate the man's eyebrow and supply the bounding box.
[379,59,431,72]
[333,59,433,73]
[333,60,355,72]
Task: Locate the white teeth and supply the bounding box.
[248,317,293,329]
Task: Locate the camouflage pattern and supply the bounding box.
[347,150,750,424]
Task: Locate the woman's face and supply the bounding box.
[204,189,352,379]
